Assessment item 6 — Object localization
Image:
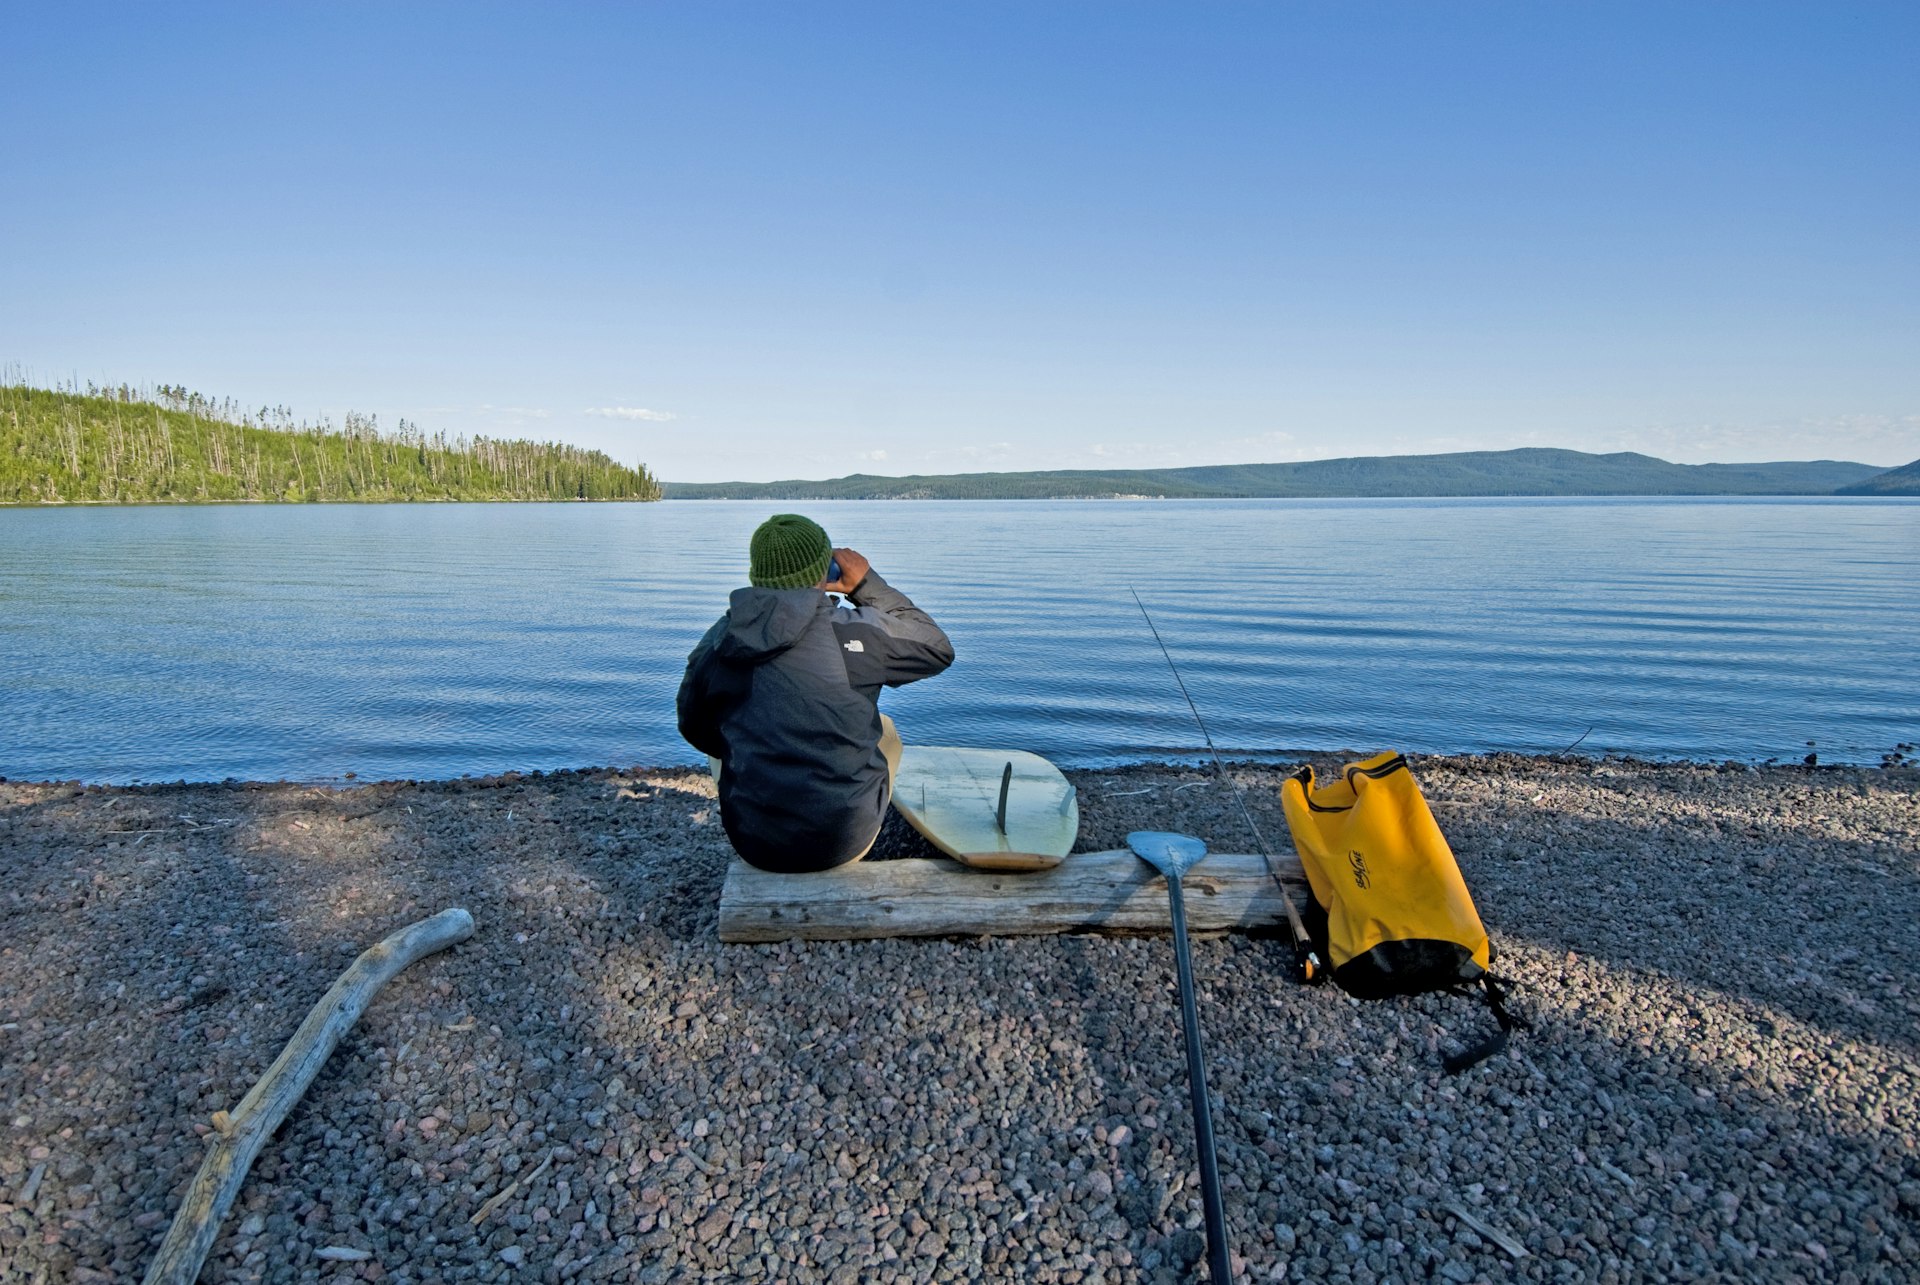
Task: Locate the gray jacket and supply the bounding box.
[676,571,953,871]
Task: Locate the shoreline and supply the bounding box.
[0,496,658,509]
[10,495,1919,510]
[4,746,1912,793]
[4,754,1916,1281]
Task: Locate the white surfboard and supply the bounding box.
[892,746,1079,871]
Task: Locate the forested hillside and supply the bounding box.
[664,447,1884,500]
[1836,459,1920,495]
[0,382,661,504]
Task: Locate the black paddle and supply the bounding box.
[1128,829,1233,1283]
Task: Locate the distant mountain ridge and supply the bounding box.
[1837,458,1920,496]
[665,447,1899,500]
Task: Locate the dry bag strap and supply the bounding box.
[1442,976,1530,1074]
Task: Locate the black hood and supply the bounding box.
[715,586,826,664]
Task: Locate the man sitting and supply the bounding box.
[677,514,954,872]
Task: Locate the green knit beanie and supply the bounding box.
[748,514,833,589]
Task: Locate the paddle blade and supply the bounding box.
[1126,830,1208,879]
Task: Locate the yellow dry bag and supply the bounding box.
[1281,751,1523,1071]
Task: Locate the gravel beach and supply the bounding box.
[3,755,1916,1283]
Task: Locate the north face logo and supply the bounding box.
[844,640,864,653]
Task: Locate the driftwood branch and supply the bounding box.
[142,908,476,1285]
[470,1148,554,1227]
[718,850,1308,943]
[1441,1198,1531,1259]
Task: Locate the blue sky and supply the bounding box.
[4,3,1915,481]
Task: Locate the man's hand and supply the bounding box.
[822,547,870,594]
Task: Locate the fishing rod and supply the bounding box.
[1130,588,1322,984]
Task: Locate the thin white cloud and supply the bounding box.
[426,404,552,420]
[1215,431,1319,462]
[1222,429,1298,452]
[924,441,1019,465]
[854,449,888,462]
[1085,441,1182,463]
[585,406,677,423]
[1599,414,1920,467]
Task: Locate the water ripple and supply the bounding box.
[2,497,1916,781]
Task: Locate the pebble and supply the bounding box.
[1,758,1916,1283]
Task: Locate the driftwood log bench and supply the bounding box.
[717,849,1310,943]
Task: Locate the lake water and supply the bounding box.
[2,498,1916,783]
